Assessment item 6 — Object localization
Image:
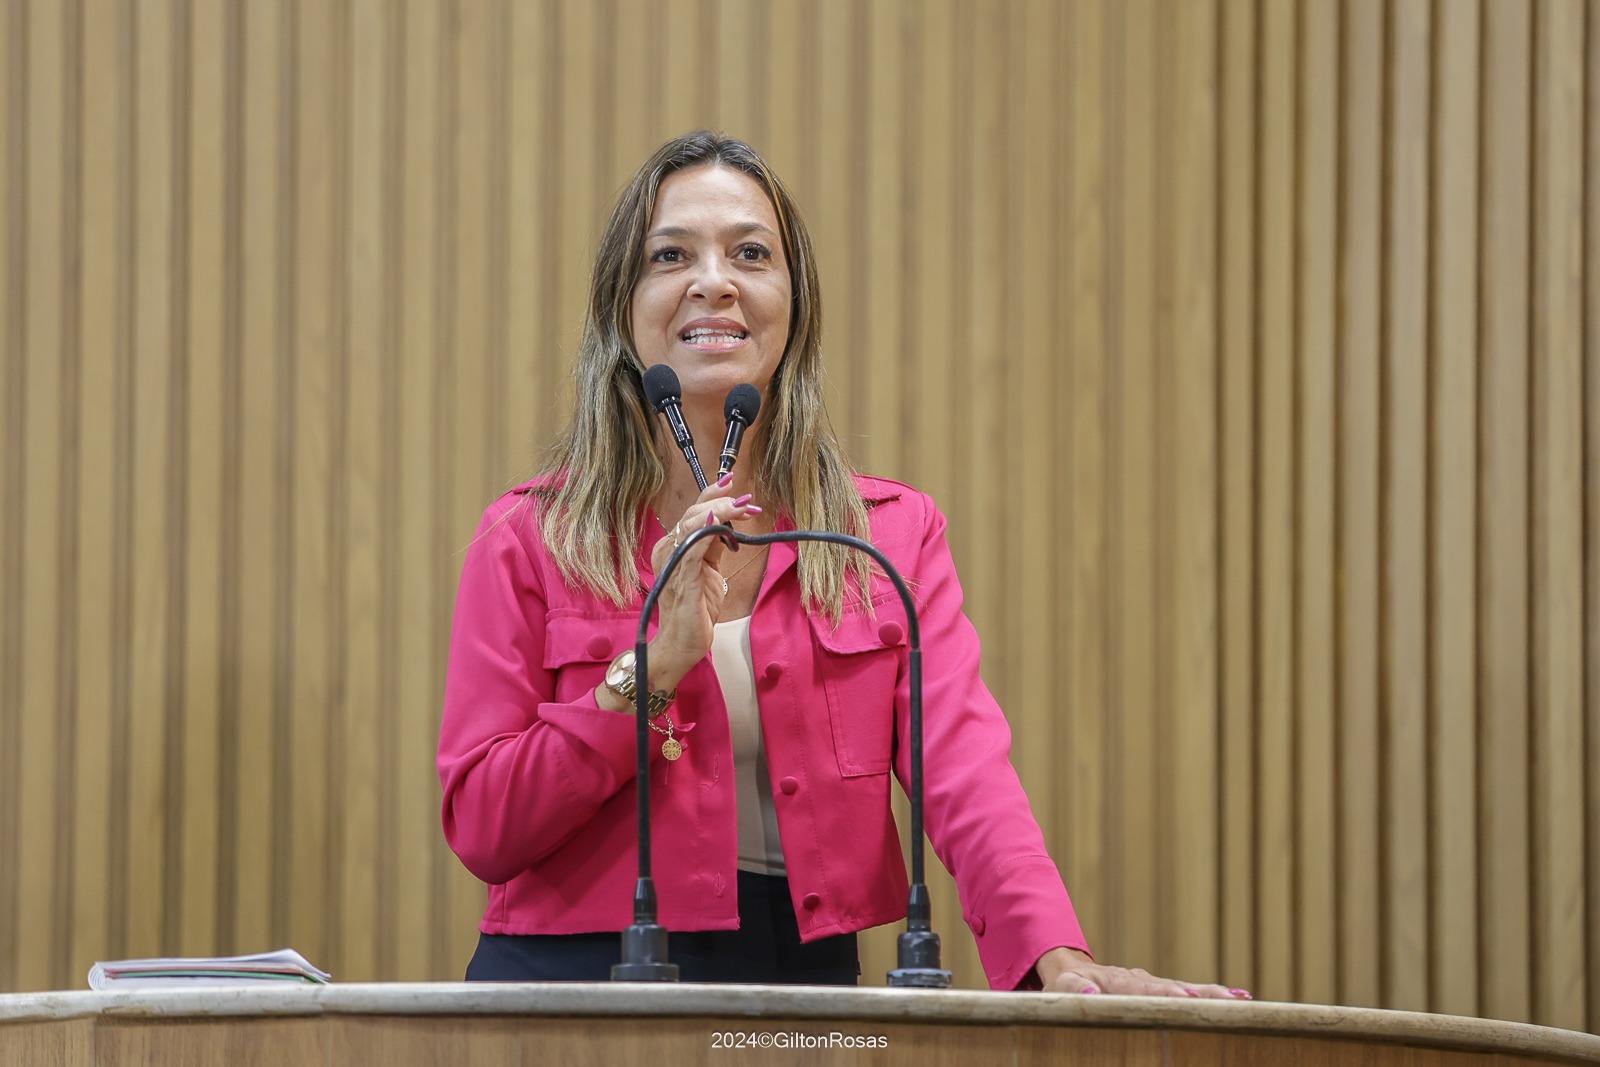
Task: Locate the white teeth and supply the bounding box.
[682,328,747,343]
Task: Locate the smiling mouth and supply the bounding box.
[681,327,749,344]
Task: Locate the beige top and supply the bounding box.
[710,616,785,876]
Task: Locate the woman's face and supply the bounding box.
[630,164,792,408]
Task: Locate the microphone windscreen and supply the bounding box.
[724,383,762,423]
[641,364,682,412]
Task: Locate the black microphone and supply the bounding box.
[641,364,708,490]
[717,384,761,480]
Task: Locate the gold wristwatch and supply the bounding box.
[604,650,676,719]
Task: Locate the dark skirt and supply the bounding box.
[465,870,860,985]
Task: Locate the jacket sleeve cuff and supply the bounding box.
[966,855,1092,991]
[537,691,646,787]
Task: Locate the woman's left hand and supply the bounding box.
[1035,948,1252,1000]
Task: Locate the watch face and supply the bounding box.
[606,650,636,689]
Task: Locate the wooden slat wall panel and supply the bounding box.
[126,0,176,970]
[1217,0,1258,997]
[1164,0,1221,987]
[1587,1,1600,1035]
[1114,0,1159,976]
[1479,0,1535,1025]
[1430,0,1482,1021]
[72,0,115,987]
[0,0,1596,1031]
[1531,0,1587,1032]
[1295,0,1339,1011]
[19,0,66,993]
[1255,0,1296,1003]
[234,0,281,963]
[1338,0,1386,1012]
[1383,0,1431,1014]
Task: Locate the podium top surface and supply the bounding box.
[2,983,1596,1062]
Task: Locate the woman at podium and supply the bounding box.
[436,130,1245,999]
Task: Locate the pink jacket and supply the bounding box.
[437,474,1090,989]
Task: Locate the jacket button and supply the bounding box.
[586,635,613,660]
[762,662,785,684]
[779,776,798,795]
[802,892,821,910]
[971,917,986,936]
[877,620,903,646]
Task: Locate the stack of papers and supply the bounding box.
[88,948,331,990]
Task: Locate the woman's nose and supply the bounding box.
[687,257,736,303]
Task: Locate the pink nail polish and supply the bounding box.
[745,505,763,515]
[1183,987,1200,997]
[1229,988,1252,999]
[1080,986,1098,995]
[732,494,753,507]
[704,513,716,527]
[716,472,734,488]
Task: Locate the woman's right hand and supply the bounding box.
[637,476,761,692]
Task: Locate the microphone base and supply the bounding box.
[887,929,953,988]
[886,968,954,988]
[611,961,681,981]
[610,923,680,982]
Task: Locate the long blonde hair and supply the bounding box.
[533,131,872,621]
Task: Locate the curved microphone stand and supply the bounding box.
[611,524,953,988]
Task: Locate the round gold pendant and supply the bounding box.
[661,738,683,761]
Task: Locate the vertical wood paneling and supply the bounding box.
[1430,0,1481,1022]
[1,0,1598,1023]
[1295,0,1339,1010]
[814,0,857,447]
[1530,0,1587,1033]
[1479,0,1534,1024]
[381,0,408,975]
[907,0,957,512]
[863,0,904,479]
[235,0,280,962]
[1163,0,1219,984]
[1067,0,1108,962]
[288,0,335,975]
[72,0,116,986]
[396,0,451,984]
[1216,0,1257,995]
[1255,0,1297,1002]
[343,0,385,984]
[53,0,84,995]
[212,0,245,959]
[444,0,501,966]
[1115,0,1159,974]
[104,0,138,965]
[1007,0,1061,899]
[18,0,65,993]
[128,0,175,966]
[1382,0,1431,1014]
[0,0,23,998]
[180,0,224,958]
[1337,0,1385,1011]
[1587,3,1600,1035]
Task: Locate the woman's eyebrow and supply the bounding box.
[645,221,779,241]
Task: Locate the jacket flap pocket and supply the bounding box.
[811,599,910,656]
[542,611,639,670]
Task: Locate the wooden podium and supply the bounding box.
[2,983,1596,1064]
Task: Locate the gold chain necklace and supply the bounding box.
[654,511,765,595]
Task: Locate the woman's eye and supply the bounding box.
[648,246,684,264]
[736,243,772,262]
